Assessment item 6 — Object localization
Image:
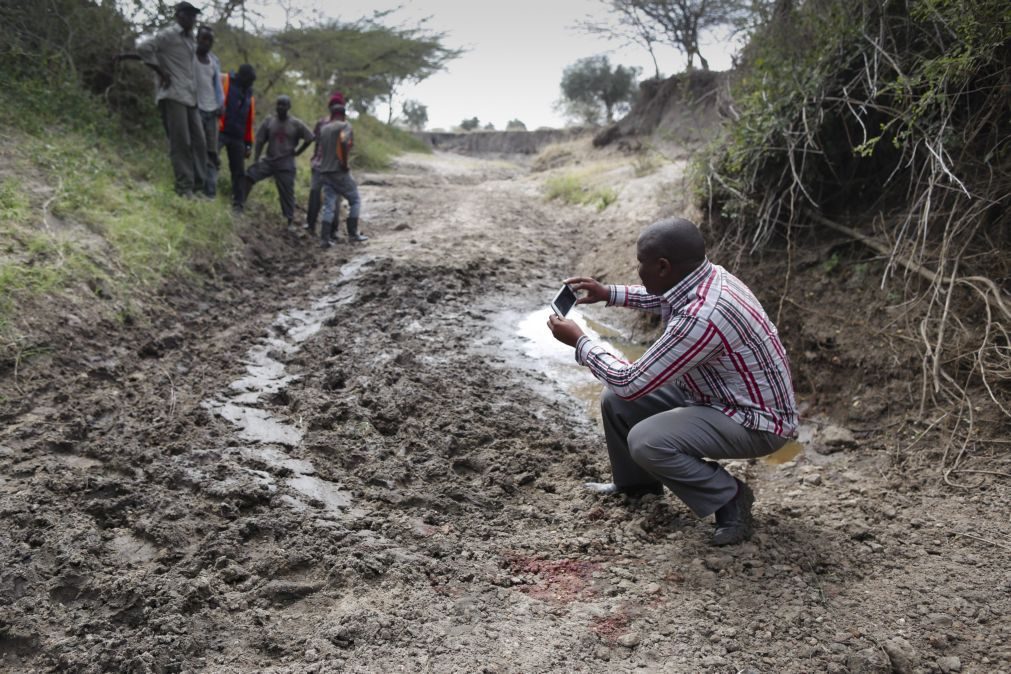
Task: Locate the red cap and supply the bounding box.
[328,92,345,107]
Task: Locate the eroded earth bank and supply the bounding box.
[2,150,1009,673]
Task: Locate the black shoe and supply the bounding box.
[712,478,755,546]
[584,482,663,498]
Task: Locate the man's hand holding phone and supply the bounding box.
[547,276,608,348]
[564,276,609,305]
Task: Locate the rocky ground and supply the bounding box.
[1,148,1009,673]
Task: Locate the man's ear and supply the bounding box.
[657,257,672,277]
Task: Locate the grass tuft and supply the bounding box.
[544,173,618,212]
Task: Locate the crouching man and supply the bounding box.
[547,217,798,546]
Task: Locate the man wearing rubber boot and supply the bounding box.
[547,217,798,546]
[313,93,365,248]
[240,95,314,228]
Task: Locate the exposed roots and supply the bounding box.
[703,0,1011,477]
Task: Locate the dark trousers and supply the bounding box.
[159,99,207,196]
[307,168,322,228]
[219,135,247,207]
[601,387,788,517]
[199,109,220,197]
[244,161,296,222]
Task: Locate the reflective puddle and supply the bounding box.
[513,308,646,423]
[762,439,805,465]
[201,257,372,516]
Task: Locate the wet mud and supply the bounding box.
[1,153,1009,673]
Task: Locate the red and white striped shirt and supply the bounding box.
[575,260,798,438]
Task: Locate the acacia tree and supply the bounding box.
[272,19,461,119]
[559,55,639,125]
[582,0,760,71]
[401,99,428,131]
[459,117,480,131]
[506,119,527,130]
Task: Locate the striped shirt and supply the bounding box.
[575,260,798,438]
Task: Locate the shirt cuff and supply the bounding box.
[575,335,593,365]
[608,285,624,307]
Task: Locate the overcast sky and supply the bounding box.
[256,0,736,130]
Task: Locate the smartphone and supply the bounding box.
[550,284,578,317]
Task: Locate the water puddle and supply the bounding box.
[762,440,804,465]
[511,307,646,423]
[287,475,354,512]
[201,257,372,516]
[204,402,302,446]
[762,424,814,464]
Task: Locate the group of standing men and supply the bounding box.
[117,1,364,246]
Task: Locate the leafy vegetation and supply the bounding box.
[0,0,444,339]
[697,0,1011,464]
[400,100,429,131]
[580,0,768,74]
[559,55,639,125]
[544,173,618,211]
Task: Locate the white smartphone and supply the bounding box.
[550,284,578,317]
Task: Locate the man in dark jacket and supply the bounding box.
[218,64,256,211]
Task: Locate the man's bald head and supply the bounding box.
[635,218,707,295]
[637,217,706,266]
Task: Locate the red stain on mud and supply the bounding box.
[507,556,599,603]
[591,613,631,642]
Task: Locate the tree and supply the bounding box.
[483,122,495,131]
[272,19,461,121]
[559,55,639,125]
[581,0,759,72]
[459,117,480,131]
[506,119,527,130]
[401,99,428,131]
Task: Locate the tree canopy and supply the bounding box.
[400,100,428,131]
[559,55,639,125]
[581,0,763,72]
[270,19,460,121]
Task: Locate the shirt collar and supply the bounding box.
[662,258,714,308]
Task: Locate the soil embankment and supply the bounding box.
[1,149,1009,673]
[413,128,587,155]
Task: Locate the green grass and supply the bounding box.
[0,178,30,223]
[351,113,431,171]
[544,173,618,212]
[0,73,427,336]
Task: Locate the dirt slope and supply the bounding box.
[1,151,1008,674]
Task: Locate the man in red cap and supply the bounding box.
[305,91,344,237]
[312,93,366,247]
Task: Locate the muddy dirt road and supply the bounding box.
[2,152,1009,673]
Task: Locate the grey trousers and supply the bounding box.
[601,387,788,517]
[319,171,361,226]
[199,109,220,197]
[245,162,296,221]
[160,99,207,196]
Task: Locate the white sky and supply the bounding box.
[255,0,737,130]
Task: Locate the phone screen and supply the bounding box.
[551,285,577,317]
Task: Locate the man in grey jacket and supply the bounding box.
[119,1,208,197]
[195,25,224,197]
